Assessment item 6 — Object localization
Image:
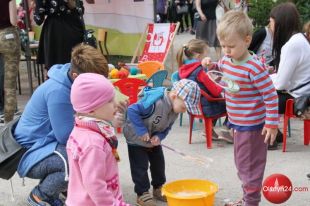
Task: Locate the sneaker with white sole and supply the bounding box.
[137,192,155,206]
[224,199,244,206]
[218,130,234,144]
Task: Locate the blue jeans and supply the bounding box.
[26,144,68,200]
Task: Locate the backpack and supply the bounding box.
[0,116,27,180]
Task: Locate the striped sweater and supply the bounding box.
[219,55,279,129]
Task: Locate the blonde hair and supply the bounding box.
[176,39,208,67]
[217,10,253,41]
[71,44,109,77]
[303,21,310,38]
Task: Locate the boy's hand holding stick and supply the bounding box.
[140,133,150,142]
[150,136,160,146]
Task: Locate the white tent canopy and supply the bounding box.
[84,0,154,33]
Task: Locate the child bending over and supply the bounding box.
[123,79,201,206]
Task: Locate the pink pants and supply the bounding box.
[234,129,268,206]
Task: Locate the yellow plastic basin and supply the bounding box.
[162,179,218,206]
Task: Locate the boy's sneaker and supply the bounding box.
[137,192,155,206]
[27,192,64,206]
[224,199,244,206]
[153,186,167,202]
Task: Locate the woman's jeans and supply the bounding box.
[26,145,68,200]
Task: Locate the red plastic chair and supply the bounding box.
[113,78,147,133]
[188,89,227,149]
[113,78,147,105]
[282,99,310,152]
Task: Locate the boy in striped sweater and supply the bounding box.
[216,11,279,206]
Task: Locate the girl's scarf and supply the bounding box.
[75,116,120,161]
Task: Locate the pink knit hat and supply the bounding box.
[71,73,115,113]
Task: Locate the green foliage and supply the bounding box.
[248,0,310,29]
[295,0,310,24]
[248,0,275,28]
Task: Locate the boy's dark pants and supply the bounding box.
[234,129,268,206]
[128,144,166,196]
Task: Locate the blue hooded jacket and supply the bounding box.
[14,63,74,177]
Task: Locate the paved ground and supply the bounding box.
[1,32,310,206]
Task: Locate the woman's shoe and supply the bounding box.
[276,130,283,143]
[218,130,234,144]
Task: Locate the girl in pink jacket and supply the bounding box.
[66,73,130,206]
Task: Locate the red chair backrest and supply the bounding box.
[200,89,225,102]
[113,78,147,105]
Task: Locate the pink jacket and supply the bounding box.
[66,118,129,206]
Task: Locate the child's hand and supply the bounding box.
[140,133,150,142]
[201,57,212,68]
[111,112,125,128]
[262,127,278,145]
[116,100,128,114]
[111,100,128,127]
[150,136,161,146]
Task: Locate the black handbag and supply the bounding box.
[294,95,310,117]
[176,5,189,14]
[0,116,27,180]
[83,29,97,49]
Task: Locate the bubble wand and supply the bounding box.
[207,70,240,93]
[161,144,213,168]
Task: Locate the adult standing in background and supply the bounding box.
[187,0,195,34]
[195,0,221,60]
[0,0,20,124]
[156,0,168,23]
[174,0,188,33]
[34,0,84,70]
